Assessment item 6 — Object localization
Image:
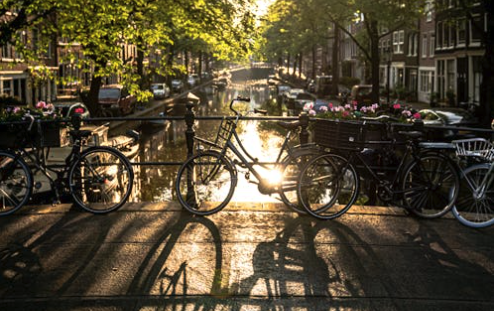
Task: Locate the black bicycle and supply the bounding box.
[175,96,322,215]
[0,114,134,215]
[297,116,461,220]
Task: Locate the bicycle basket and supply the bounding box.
[214,118,235,149]
[453,138,494,161]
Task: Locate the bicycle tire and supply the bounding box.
[401,152,460,218]
[297,153,359,220]
[453,163,494,228]
[69,146,134,214]
[279,146,324,214]
[0,151,32,216]
[175,151,236,216]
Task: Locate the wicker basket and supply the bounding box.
[313,119,364,150]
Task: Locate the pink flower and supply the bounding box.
[342,111,350,117]
[319,106,328,112]
[402,110,412,117]
[328,103,333,109]
[352,100,358,106]
[413,112,421,119]
[36,101,46,109]
[13,107,21,113]
[74,107,85,114]
[393,103,401,110]
[344,104,351,110]
[309,109,316,116]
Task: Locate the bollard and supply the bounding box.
[180,93,199,206]
[181,92,199,158]
[299,111,309,145]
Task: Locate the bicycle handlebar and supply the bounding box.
[230,96,250,115]
[23,113,35,131]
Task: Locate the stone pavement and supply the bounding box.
[0,202,493,311]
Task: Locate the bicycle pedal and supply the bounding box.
[34,182,42,189]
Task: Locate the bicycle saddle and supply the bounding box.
[277,120,301,130]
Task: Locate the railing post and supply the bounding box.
[182,92,199,158]
[299,112,309,145]
[181,93,199,206]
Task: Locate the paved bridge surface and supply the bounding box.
[0,202,493,311]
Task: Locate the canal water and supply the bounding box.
[133,79,289,204]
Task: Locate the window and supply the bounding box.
[422,35,428,58]
[457,19,466,45]
[1,43,12,59]
[425,0,433,22]
[393,30,405,54]
[437,22,443,48]
[408,33,418,56]
[2,80,12,96]
[420,71,432,93]
[470,15,483,44]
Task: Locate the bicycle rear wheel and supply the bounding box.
[279,147,324,214]
[175,151,236,216]
[69,147,134,214]
[297,153,359,220]
[453,163,494,228]
[402,153,459,218]
[0,151,32,216]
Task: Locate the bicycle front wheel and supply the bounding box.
[279,147,324,214]
[453,163,494,228]
[297,153,359,220]
[175,151,236,216]
[69,147,134,214]
[402,153,459,218]
[0,151,32,216]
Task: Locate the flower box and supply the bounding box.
[0,121,68,148]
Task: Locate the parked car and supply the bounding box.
[53,101,91,119]
[98,84,137,116]
[348,84,384,108]
[267,74,277,86]
[315,75,333,97]
[150,83,170,99]
[419,107,480,140]
[187,74,200,88]
[284,88,316,115]
[171,79,184,93]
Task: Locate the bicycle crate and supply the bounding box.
[313,119,364,150]
[453,138,494,161]
[0,122,25,148]
[214,117,235,149]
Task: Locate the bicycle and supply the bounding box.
[451,138,494,228]
[175,96,323,215]
[297,116,461,220]
[0,114,134,216]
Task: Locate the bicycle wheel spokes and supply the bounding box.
[279,149,322,214]
[0,153,32,216]
[176,152,235,215]
[402,154,459,218]
[70,148,133,214]
[298,154,358,220]
[453,164,494,228]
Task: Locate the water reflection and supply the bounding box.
[137,79,283,203]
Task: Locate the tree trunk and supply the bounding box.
[298,53,302,79]
[312,45,317,79]
[368,20,381,105]
[332,25,340,97]
[292,53,297,76]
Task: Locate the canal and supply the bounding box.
[133,78,288,204]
